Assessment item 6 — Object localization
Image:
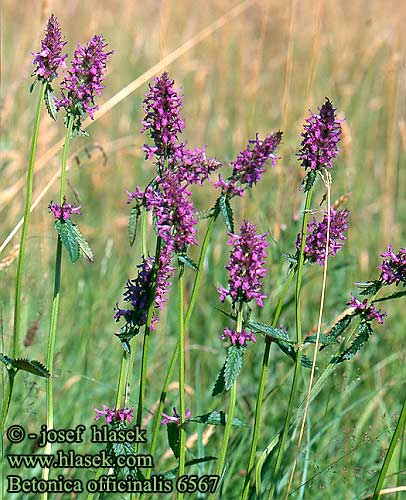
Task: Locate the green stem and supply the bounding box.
[1,371,15,432]
[12,84,46,358]
[115,350,129,409]
[269,188,313,499]
[177,271,186,499]
[136,238,162,428]
[144,212,218,486]
[208,308,243,500]
[41,115,74,500]
[241,267,296,499]
[372,394,406,500]
[141,205,147,257]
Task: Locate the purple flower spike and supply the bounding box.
[347,294,387,324]
[94,405,134,424]
[216,132,282,197]
[299,98,342,171]
[378,245,406,286]
[142,72,185,159]
[221,327,256,347]
[48,197,81,221]
[218,220,268,308]
[161,407,191,426]
[33,14,67,82]
[296,208,349,266]
[55,34,113,122]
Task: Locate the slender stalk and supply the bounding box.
[144,212,218,480]
[242,267,296,499]
[177,271,186,498]
[136,238,162,428]
[41,115,74,499]
[141,205,148,257]
[269,188,312,499]
[208,308,243,500]
[372,394,406,500]
[12,83,46,358]
[115,350,129,409]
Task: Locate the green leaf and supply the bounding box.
[158,456,217,480]
[224,345,244,391]
[332,321,374,363]
[177,254,198,272]
[55,219,80,263]
[373,290,406,303]
[166,423,180,459]
[303,169,317,192]
[191,411,247,428]
[128,205,140,247]
[275,342,314,369]
[219,195,234,233]
[304,333,338,345]
[44,84,57,121]
[356,280,382,296]
[0,353,13,368]
[247,320,293,343]
[11,358,50,378]
[323,311,354,340]
[72,224,94,262]
[212,363,226,397]
[29,80,38,94]
[215,307,237,322]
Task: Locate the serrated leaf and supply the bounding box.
[72,224,94,262]
[373,290,406,303]
[212,362,226,397]
[224,345,244,391]
[332,321,374,363]
[55,219,80,263]
[177,254,198,272]
[219,195,234,232]
[11,358,50,378]
[128,205,140,247]
[274,341,314,369]
[44,85,57,121]
[167,424,180,459]
[191,411,247,428]
[303,169,317,192]
[355,280,382,296]
[304,333,338,345]
[29,80,38,94]
[247,320,293,343]
[323,310,354,340]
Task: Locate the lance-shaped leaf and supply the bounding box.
[304,333,338,345]
[10,358,50,378]
[44,84,57,121]
[212,362,226,397]
[158,457,217,480]
[323,309,354,340]
[191,411,247,428]
[219,194,234,232]
[373,290,406,303]
[128,205,141,247]
[178,253,198,272]
[331,321,374,363]
[224,345,244,391]
[274,341,314,369]
[303,169,317,192]
[355,280,382,296]
[72,224,94,262]
[55,219,79,263]
[167,424,180,459]
[246,320,293,343]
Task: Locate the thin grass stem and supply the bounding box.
[177,271,186,499]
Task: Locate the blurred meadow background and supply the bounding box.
[1,0,406,498]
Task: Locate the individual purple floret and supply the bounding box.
[299,98,342,171]
[161,407,191,426]
[142,72,185,160]
[218,220,269,308]
[221,327,256,347]
[55,34,113,120]
[378,245,406,286]
[215,132,282,197]
[48,197,81,220]
[347,294,387,324]
[32,14,67,82]
[296,208,349,266]
[94,405,134,424]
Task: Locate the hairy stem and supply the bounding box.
[269,188,312,499]
[242,267,296,499]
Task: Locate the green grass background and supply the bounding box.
[1,0,405,498]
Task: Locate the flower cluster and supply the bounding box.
[32,14,67,82]
[94,405,134,424]
[215,132,282,197]
[48,198,81,220]
[379,245,406,286]
[347,294,387,324]
[218,220,268,308]
[174,145,222,185]
[142,72,185,160]
[55,35,113,122]
[221,327,256,347]
[161,407,191,426]
[296,208,349,266]
[299,98,342,171]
